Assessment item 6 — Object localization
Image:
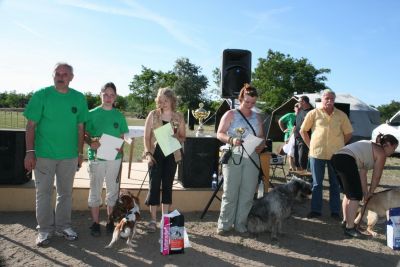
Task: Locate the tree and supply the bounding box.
[376,100,400,123]
[252,49,330,112]
[85,92,100,110]
[128,66,161,116]
[172,58,208,111]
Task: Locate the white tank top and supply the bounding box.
[335,140,374,170]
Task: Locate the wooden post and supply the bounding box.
[128,138,135,179]
[260,152,271,192]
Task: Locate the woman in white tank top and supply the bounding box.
[331,134,398,238]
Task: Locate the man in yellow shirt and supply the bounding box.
[300,89,353,219]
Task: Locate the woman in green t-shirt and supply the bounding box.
[85,82,129,237]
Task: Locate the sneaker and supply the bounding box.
[147,221,157,233]
[90,222,101,237]
[55,227,78,241]
[331,212,342,221]
[216,229,231,236]
[36,232,51,246]
[344,227,362,238]
[341,220,347,228]
[307,211,322,219]
[106,222,115,234]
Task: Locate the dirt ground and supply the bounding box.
[1,162,400,267]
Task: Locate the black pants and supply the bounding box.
[294,139,309,170]
[145,145,177,206]
[331,154,363,201]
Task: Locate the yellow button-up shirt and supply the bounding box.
[301,107,353,160]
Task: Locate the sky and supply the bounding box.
[1,0,399,107]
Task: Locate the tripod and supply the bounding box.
[200,176,223,219]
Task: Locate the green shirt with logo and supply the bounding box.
[85,106,129,160]
[23,86,89,159]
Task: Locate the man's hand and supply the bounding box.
[24,152,36,172]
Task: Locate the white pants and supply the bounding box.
[87,159,121,208]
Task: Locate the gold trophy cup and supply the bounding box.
[235,127,246,140]
[192,103,211,137]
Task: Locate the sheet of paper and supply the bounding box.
[153,123,182,157]
[242,134,263,158]
[96,133,124,160]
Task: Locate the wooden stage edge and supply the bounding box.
[0,162,224,213]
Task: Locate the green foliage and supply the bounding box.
[127,58,209,116]
[377,100,400,122]
[127,66,177,117]
[252,49,330,112]
[84,92,100,109]
[0,91,32,108]
[172,57,208,110]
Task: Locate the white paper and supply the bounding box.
[153,123,182,157]
[242,134,263,158]
[96,133,124,160]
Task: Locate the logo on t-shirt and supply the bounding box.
[71,107,77,113]
[113,122,119,128]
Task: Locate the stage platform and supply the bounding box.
[0,161,223,212]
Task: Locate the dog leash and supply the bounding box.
[355,196,371,230]
[136,169,150,199]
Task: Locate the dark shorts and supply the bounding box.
[331,154,363,200]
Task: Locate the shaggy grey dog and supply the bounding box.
[247,177,312,240]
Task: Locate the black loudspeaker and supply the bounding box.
[214,99,231,133]
[334,103,350,118]
[178,137,220,188]
[0,129,32,184]
[221,49,252,98]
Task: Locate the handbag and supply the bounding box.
[219,149,232,164]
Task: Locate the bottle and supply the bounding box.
[211,172,218,190]
[257,180,264,199]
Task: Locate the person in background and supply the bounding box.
[300,89,353,220]
[24,63,88,246]
[85,82,129,237]
[281,103,301,171]
[331,134,398,237]
[143,87,186,233]
[294,95,313,171]
[216,83,265,235]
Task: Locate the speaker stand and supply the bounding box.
[200,177,223,219]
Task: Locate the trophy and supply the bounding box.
[90,137,100,163]
[192,103,211,137]
[235,127,246,140]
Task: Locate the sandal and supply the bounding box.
[147,221,157,233]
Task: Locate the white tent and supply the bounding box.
[266,93,380,143]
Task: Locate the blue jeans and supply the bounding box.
[309,157,341,214]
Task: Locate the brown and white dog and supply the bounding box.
[105,191,141,248]
[355,188,400,237]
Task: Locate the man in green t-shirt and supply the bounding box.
[24,63,89,246]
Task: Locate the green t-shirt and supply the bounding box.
[279,112,296,141]
[23,86,89,159]
[85,106,129,160]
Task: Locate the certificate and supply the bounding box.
[154,123,182,156]
[96,133,124,160]
[242,134,263,158]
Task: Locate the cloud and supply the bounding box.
[58,0,207,52]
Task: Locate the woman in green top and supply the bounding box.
[85,82,129,237]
